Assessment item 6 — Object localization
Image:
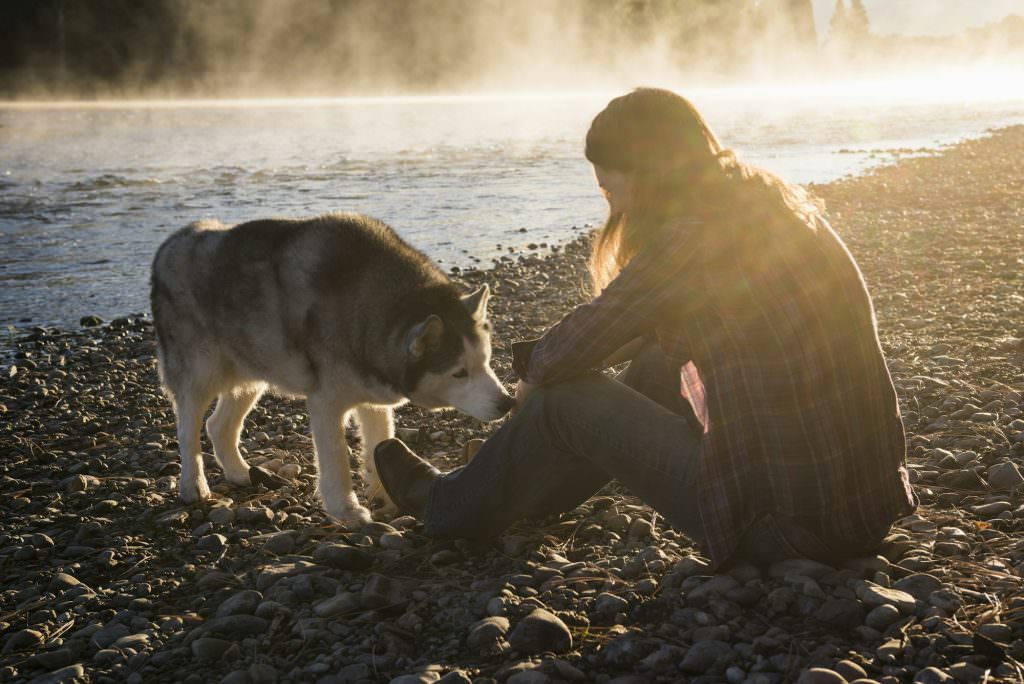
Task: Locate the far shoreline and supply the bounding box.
[3,67,1024,108]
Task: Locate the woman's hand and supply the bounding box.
[514,380,536,412]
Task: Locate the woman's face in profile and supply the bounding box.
[593,165,633,215]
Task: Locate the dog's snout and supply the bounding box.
[496,393,516,417]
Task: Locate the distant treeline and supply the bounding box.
[0,0,1021,98]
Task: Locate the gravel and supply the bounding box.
[507,608,572,655]
[2,125,1023,682]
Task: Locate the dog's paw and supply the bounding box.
[221,465,252,487]
[249,465,289,490]
[365,479,399,518]
[371,498,400,520]
[326,502,373,528]
[179,477,211,503]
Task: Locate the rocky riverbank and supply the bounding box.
[2,126,1024,684]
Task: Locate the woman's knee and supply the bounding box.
[522,374,607,417]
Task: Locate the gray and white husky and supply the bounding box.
[151,213,514,525]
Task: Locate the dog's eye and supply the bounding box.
[452,369,468,379]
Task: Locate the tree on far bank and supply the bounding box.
[828,0,872,42]
[847,0,871,39]
[827,0,872,63]
[787,0,818,53]
[828,0,847,45]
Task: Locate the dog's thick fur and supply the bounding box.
[151,213,513,525]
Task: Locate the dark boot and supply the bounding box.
[374,439,440,519]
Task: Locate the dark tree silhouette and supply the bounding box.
[0,0,1017,98]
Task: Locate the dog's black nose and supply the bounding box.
[496,393,517,416]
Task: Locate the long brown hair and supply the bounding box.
[585,88,822,292]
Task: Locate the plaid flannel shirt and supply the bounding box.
[512,216,916,568]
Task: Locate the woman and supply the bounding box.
[374,88,916,570]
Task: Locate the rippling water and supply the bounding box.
[2,87,1024,328]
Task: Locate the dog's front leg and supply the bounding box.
[354,404,397,514]
[308,395,372,527]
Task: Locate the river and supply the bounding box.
[2,84,1023,327]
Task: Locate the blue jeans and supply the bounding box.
[424,344,851,566]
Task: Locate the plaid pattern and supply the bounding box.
[515,216,916,568]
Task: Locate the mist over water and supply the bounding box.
[3,85,1024,329]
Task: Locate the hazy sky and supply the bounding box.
[811,0,1024,37]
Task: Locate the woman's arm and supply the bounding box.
[520,231,694,385]
[512,335,647,377]
[513,336,646,411]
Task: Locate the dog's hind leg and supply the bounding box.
[308,394,372,527]
[207,384,265,486]
[354,405,396,512]
[174,387,215,503]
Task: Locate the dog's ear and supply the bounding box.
[461,284,490,321]
[408,315,445,360]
